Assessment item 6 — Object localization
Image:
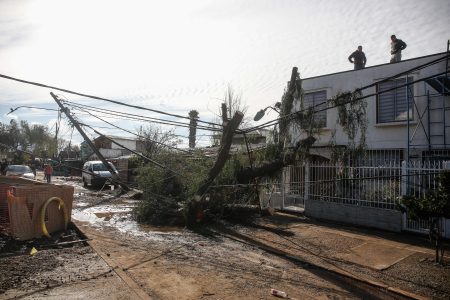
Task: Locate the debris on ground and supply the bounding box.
[1,174,449,299]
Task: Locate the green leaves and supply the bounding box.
[0,120,56,159]
[401,171,450,220]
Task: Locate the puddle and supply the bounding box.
[94,212,117,221]
[72,203,185,242]
[137,224,183,233]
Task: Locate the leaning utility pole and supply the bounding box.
[90,128,180,176]
[50,92,130,191]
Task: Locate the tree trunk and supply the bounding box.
[431,218,440,263]
[196,111,244,197]
[187,111,243,226]
[278,67,299,150]
[237,136,316,183]
[188,110,199,149]
[189,118,197,148]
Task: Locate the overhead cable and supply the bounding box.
[0,73,222,128]
[244,54,449,133]
[63,100,221,132]
[74,105,209,157]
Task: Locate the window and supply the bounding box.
[377,77,413,123]
[303,90,327,127]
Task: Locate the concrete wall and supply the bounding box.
[111,138,137,151]
[304,199,403,232]
[291,52,450,152]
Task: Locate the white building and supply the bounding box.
[88,135,145,160]
[291,51,450,163]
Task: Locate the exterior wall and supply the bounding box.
[304,199,403,232]
[112,138,137,151]
[292,53,449,152]
[213,131,268,147]
[94,136,138,151]
[94,137,112,149]
[89,148,124,160]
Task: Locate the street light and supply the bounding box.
[253,102,281,121]
[7,106,58,115]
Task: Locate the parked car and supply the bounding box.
[4,165,36,180]
[82,161,118,187]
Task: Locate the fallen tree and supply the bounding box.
[236,136,316,184]
[135,68,317,226]
[186,111,244,225]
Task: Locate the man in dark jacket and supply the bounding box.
[390,35,407,63]
[348,46,367,70]
[0,159,8,175]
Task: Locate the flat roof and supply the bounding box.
[302,51,448,81]
[95,135,137,141]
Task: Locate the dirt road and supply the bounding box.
[1,175,449,299]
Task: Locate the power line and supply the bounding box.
[210,169,446,189]
[245,69,449,133]
[0,73,222,128]
[62,99,221,132]
[84,124,182,175]
[244,53,449,133]
[73,105,210,157]
[60,121,214,139]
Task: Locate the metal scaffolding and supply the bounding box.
[407,40,450,161]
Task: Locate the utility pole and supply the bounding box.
[90,128,180,175]
[50,92,130,191]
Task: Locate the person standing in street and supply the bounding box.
[390,34,407,63]
[44,163,53,183]
[1,159,8,175]
[348,46,367,70]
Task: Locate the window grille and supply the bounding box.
[377,77,413,123]
[303,90,327,126]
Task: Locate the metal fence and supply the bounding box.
[401,160,448,234]
[279,160,447,208]
[263,160,449,236]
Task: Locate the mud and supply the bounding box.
[1,175,449,299]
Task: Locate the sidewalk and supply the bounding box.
[234,212,450,299]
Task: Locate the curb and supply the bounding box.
[217,230,430,300]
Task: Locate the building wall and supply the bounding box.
[89,149,124,160]
[93,136,139,151]
[304,199,403,232]
[94,137,112,149]
[112,138,137,151]
[292,53,449,153]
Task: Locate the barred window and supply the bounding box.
[377,77,413,123]
[303,90,327,127]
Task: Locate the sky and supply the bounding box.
[1,0,449,148]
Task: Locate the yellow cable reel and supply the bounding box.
[40,196,69,238]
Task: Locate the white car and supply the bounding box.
[82,161,118,187]
[5,165,36,180]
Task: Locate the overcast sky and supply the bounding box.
[1,0,449,147]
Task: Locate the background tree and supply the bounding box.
[400,171,450,264]
[211,85,250,146]
[0,120,57,161]
[137,125,181,158]
[188,110,199,149]
[222,85,249,128]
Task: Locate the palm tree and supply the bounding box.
[188,110,199,148]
